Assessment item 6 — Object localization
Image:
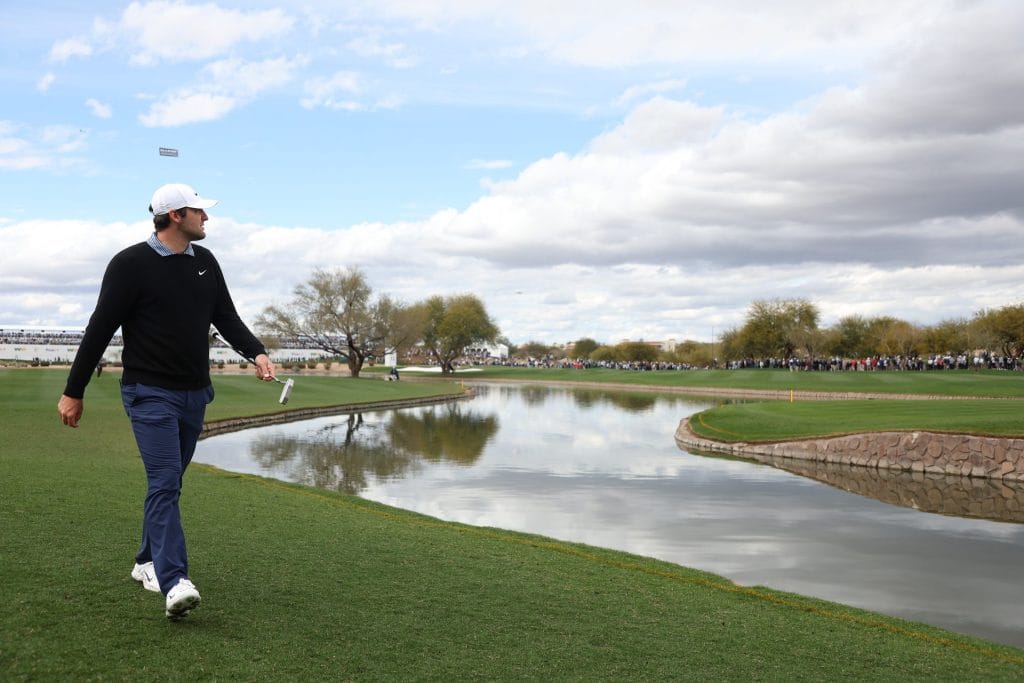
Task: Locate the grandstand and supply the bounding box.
[0,326,332,364]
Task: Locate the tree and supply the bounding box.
[616,341,659,362]
[667,339,711,367]
[257,267,413,378]
[717,328,741,363]
[377,295,429,361]
[420,294,499,374]
[590,345,617,362]
[792,327,828,365]
[973,305,1024,360]
[923,317,971,357]
[830,315,872,357]
[570,337,599,359]
[520,340,556,361]
[878,320,922,367]
[737,298,819,359]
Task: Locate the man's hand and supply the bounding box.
[58,395,84,428]
[254,353,276,382]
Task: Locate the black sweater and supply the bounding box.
[64,241,266,398]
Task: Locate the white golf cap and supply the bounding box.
[149,183,218,215]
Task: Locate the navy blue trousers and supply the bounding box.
[121,383,213,595]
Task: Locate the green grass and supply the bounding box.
[200,370,466,422]
[3,368,1024,680]
[441,365,1024,398]
[688,399,1024,443]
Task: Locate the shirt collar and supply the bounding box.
[147,232,195,257]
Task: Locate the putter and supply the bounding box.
[213,332,294,404]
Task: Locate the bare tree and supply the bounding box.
[257,267,415,378]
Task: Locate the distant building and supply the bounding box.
[617,338,678,352]
[0,326,331,364]
[463,341,509,360]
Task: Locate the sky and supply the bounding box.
[2,1,1023,346]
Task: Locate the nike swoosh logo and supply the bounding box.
[198,269,208,276]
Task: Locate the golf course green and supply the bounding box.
[3,367,1023,680]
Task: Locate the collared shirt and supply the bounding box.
[147,231,195,257]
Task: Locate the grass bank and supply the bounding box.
[3,369,1023,680]
[686,399,1024,443]
[402,365,1024,398]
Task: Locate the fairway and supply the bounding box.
[451,365,1024,398]
[3,368,1024,680]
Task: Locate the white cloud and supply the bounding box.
[6,213,1023,343]
[46,2,293,67]
[140,55,307,127]
[40,126,87,154]
[413,4,1023,284]
[616,79,687,106]
[590,97,724,153]
[121,1,294,66]
[353,0,952,68]
[0,123,88,170]
[140,93,237,127]
[47,38,92,63]
[85,98,112,118]
[0,219,141,294]
[346,34,418,68]
[36,73,56,93]
[203,55,306,97]
[301,71,362,110]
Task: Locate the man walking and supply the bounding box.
[58,183,276,620]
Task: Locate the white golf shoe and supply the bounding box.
[165,578,201,620]
[131,561,161,593]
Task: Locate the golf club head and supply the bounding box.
[278,378,294,405]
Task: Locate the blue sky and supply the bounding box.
[3,1,1023,345]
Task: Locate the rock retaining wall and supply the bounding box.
[675,418,1024,482]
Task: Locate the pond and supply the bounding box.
[196,382,1024,648]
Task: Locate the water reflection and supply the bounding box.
[490,383,683,413]
[198,383,1024,648]
[243,404,497,494]
[390,408,498,464]
[692,449,1024,524]
[573,389,659,412]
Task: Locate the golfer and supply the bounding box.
[57,183,276,620]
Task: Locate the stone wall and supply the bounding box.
[675,419,1024,522]
[675,418,1024,482]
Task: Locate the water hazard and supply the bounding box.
[196,382,1024,648]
